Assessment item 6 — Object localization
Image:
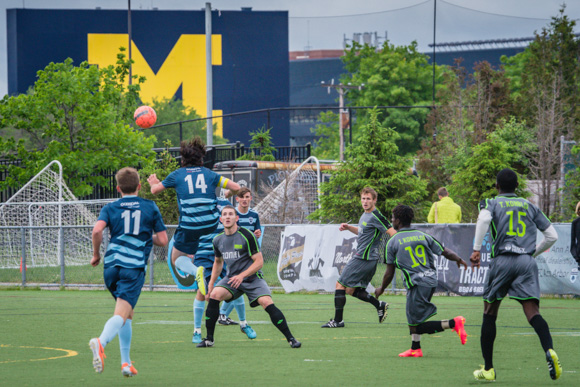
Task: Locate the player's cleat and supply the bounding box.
[195,266,206,296]
[192,332,202,344]
[321,319,344,328]
[218,314,239,325]
[452,316,467,345]
[121,362,138,377]
[546,349,562,380]
[473,365,496,381]
[241,325,257,339]
[196,338,214,348]
[289,338,302,348]
[398,348,423,357]
[378,301,389,323]
[89,338,106,373]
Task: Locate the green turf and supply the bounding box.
[0,290,578,386]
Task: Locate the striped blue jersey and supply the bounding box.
[196,198,232,258]
[98,196,166,269]
[237,207,261,233]
[162,166,229,231]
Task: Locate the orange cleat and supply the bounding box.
[452,316,467,345]
[121,362,138,377]
[398,348,423,357]
[89,338,106,373]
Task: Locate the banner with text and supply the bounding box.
[277,224,580,296]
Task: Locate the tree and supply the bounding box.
[0,50,156,197]
[311,111,342,161]
[237,127,276,161]
[309,109,428,223]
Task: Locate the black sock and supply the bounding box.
[411,341,421,350]
[449,318,456,329]
[416,321,444,334]
[205,298,220,341]
[334,289,346,322]
[530,314,553,352]
[481,314,497,370]
[352,288,381,308]
[265,304,293,341]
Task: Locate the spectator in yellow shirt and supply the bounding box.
[427,187,462,223]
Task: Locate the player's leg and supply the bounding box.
[399,286,436,357]
[322,281,347,327]
[233,297,256,339]
[197,285,233,347]
[472,300,500,380]
[257,296,301,348]
[119,308,137,377]
[218,301,238,325]
[192,290,205,344]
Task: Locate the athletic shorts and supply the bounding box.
[104,266,145,309]
[406,285,437,325]
[482,253,540,303]
[172,223,218,255]
[216,274,271,307]
[338,258,378,288]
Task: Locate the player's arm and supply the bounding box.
[533,225,558,257]
[91,220,107,267]
[147,173,166,195]
[254,215,262,238]
[471,208,492,268]
[207,256,224,300]
[442,247,467,269]
[374,263,396,298]
[228,251,263,289]
[152,230,168,247]
[339,223,358,234]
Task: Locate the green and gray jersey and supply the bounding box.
[480,193,551,258]
[354,209,392,261]
[385,228,444,288]
[212,226,262,278]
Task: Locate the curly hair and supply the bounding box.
[180,137,206,167]
[496,168,518,193]
[392,204,414,227]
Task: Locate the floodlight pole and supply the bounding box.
[205,2,213,146]
[128,0,132,85]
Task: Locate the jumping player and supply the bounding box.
[470,168,561,381]
[322,187,395,328]
[147,137,240,294]
[197,205,301,349]
[375,204,468,357]
[89,167,168,377]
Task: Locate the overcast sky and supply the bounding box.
[2,0,580,96]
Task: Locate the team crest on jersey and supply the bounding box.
[571,268,578,283]
[248,217,255,224]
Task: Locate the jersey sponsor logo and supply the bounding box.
[362,221,367,226]
[223,251,241,260]
[120,202,140,207]
[417,269,436,278]
[504,244,526,254]
[234,244,243,249]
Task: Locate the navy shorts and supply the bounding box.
[195,254,227,279]
[172,223,218,255]
[104,266,145,309]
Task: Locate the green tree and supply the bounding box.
[0,51,156,197]
[237,127,276,161]
[309,110,428,223]
[311,111,342,160]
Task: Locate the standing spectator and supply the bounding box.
[427,187,462,224]
[570,201,580,270]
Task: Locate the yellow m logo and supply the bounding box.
[87,34,223,136]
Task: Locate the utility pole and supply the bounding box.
[205,2,213,146]
[321,80,363,161]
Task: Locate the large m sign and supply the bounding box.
[88,33,223,135]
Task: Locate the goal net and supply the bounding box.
[0,160,113,269]
[254,156,322,224]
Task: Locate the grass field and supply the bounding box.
[0,290,578,386]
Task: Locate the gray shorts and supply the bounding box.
[482,254,540,303]
[216,274,272,307]
[406,285,437,325]
[338,258,378,288]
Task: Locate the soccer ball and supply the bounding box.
[134,106,157,129]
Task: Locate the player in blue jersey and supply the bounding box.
[375,205,468,358]
[470,168,561,381]
[89,167,168,377]
[147,137,240,294]
[218,187,262,326]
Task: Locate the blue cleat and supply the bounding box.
[241,325,257,339]
[192,332,202,344]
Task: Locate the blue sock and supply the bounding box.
[220,300,236,316]
[118,319,132,365]
[193,299,205,330]
[175,256,198,276]
[233,297,246,321]
[99,315,124,347]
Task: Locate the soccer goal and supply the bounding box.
[254,156,322,224]
[0,160,113,269]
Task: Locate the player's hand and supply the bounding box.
[223,189,232,198]
[147,174,160,185]
[254,229,262,238]
[90,255,101,267]
[228,274,244,289]
[470,251,481,269]
[374,287,384,298]
[339,223,349,231]
[456,258,468,269]
[205,284,214,301]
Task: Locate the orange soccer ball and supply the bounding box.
[134,106,157,129]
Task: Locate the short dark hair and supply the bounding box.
[221,205,237,215]
[437,187,449,197]
[237,187,252,198]
[392,204,414,227]
[360,187,377,200]
[180,137,206,167]
[496,168,518,192]
[116,167,140,194]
